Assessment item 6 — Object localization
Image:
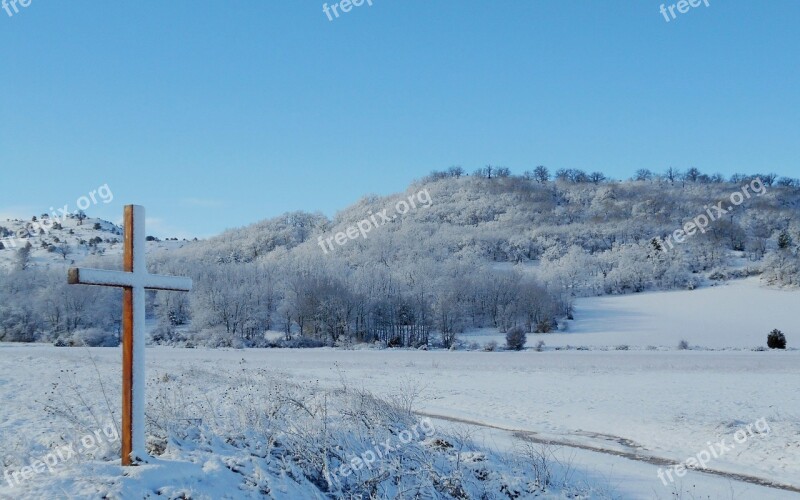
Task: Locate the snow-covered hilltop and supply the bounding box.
[0,213,195,272]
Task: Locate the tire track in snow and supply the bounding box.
[416,411,800,494]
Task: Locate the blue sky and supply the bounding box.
[1,0,798,238]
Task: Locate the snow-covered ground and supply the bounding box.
[562,277,800,349]
[462,277,800,350]
[2,345,798,498]
[2,279,799,498]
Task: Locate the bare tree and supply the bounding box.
[665,167,681,184]
[759,173,778,187]
[709,173,725,183]
[684,167,702,183]
[54,242,72,260]
[533,166,550,183]
[589,172,607,184]
[473,165,494,179]
[447,166,464,178]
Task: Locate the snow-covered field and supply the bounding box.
[2,280,799,499]
[2,345,798,498]
[463,277,800,350]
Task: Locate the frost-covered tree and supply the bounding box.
[15,242,32,271]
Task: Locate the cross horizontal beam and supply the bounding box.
[67,267,192,292]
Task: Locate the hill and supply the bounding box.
[2,170,799,347]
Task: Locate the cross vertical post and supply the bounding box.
[68,204,192,466]
[122,204,146,465]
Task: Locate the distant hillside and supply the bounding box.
[2,169,799,347]
[172,170,800,291]
[0,213,196,272]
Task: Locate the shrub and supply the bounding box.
[387,336,403,348]
[506,326,527,351]
[535,320,554,333]
[195,328,234,348]
[768,329,787,349]
[151,321,177,344]
[55,328,119,347]
[535,340,545,352]
[678,340,690,350]
[79,328,119,347]
[483,340,498,352]
[277,336,325,349]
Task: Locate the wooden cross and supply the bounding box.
[67,205,192,466]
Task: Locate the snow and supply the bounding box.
[2,344,799,498]
[67,268,192,291]
[131,283,146,463]
[1,278,799,498]
[0,213,196,273]
[561,277,800,348]
[452,277,799,350]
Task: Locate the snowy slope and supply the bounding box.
[561,277,800,349]
[0,214,197,272]
[457,277,800,350]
